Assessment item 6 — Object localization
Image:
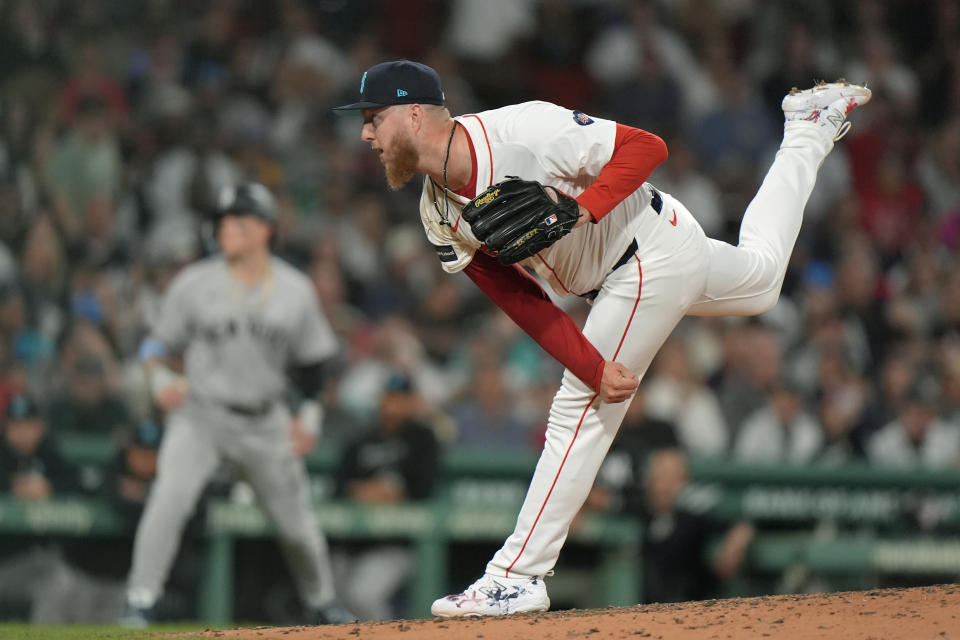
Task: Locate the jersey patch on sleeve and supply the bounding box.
[434,244,458,263]
[572,110,595,126]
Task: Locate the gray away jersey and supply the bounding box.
[151,256,337,406]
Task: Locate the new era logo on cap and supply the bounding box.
[334,60,444,111]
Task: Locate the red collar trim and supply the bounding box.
[452,124,478,199]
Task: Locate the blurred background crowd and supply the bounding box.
[1,0,959,625]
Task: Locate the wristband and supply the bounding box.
[149,365,185,402]
[298,400,324,438]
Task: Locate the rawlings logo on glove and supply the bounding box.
[473,188,500,207]
[463,177,580,264]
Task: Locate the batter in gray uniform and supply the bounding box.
[122,183,353,626]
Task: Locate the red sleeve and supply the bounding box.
[575,123,668,222]
[464,251,605,392]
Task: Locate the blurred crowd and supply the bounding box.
[0,0,960,619]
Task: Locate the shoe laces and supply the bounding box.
[465,575,533,599]
[833,121,852,142]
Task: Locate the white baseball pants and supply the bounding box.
[127,400,337,610]
[487,122,834,578]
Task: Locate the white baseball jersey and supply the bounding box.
[419,101,659,297]
[153,256,337,405]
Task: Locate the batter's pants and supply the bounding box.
[126,400,337,610]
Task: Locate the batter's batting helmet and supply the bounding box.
[214,182,278,225]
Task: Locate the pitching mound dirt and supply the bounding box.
[181,584,960,639]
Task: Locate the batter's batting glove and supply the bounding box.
[463,177,580,264]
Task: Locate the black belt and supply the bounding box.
[650,188,663,215]
[224,401,275,418]
[581,238,638,300]
[609,238,639,273]
[579,188,661,301]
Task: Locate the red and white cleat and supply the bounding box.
[430,573,550,617]
[781,80,872,141]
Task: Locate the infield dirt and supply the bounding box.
[178,583,960,639]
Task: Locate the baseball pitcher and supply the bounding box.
[335,60,870,617]
[121,183,353,626]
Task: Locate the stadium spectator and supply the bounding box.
[450,364,538,453]
[0,392,75,497]
[585,0,711,127]
[693,66,779,192]
[589,390,680,520]
[445,0,536,106]
[19,420,166,625]
[832,235,890,364]
[820,395,867,466]
[590,448,754,604]
[916,118,960,224]
[643,338,728,458]
[47,352,133,437]
[640,449,754,603]
[108,418,162,528]
[0,1,62,86]
[866,381,960,468]
[787,306,872,401]
[58,38,129,125]
[0,392,81,623]
[18,217,68,342]
[32,419,168,624]
[337,316,452,422]
[334,372,440,620]
[733,378,824,465]
[871,349,923,428]
[844,29,919,113]
[0,285,54,375]
[940,352,960,426]
[717,323,784,437]
[44,96,121,244]
[756,21,834,126]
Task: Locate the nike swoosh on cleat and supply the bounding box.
[670,209,677,226]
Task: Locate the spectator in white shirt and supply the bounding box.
[867,381,960,468]
[644,338,728,458]
[733,378,823,465]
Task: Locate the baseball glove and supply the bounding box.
[463,177,580,264]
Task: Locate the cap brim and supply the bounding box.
[334,97,444,111]
[332,101,387,111]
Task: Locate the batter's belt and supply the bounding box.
[223,400,276,418]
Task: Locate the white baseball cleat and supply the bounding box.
[781,80,872,141]
[431,573,550,617]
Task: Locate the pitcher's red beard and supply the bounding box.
[384,130,420,191]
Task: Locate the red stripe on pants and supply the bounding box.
[505,255,642,576]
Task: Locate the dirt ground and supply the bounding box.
[184,584,960,640]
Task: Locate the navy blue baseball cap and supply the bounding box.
[383,372,414,394]
[133,419,162,448]
[5,393,40,421]
[334,60,444,111]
